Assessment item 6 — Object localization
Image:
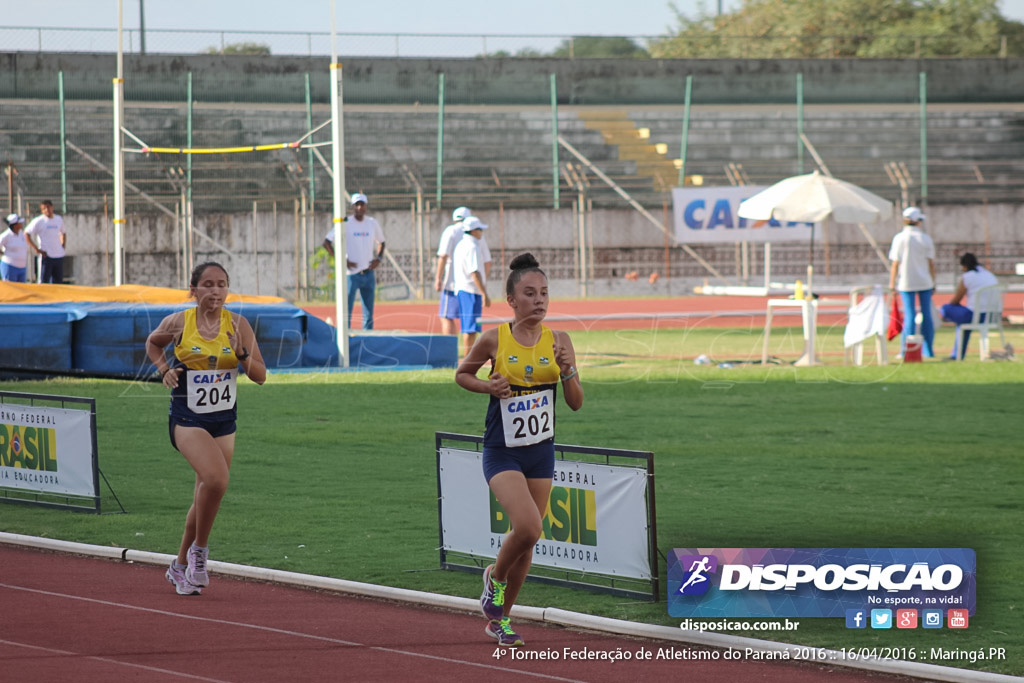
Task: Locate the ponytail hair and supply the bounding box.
[505,252,546,296]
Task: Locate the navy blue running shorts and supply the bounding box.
[482,440,555,483]
[169,414,237,451]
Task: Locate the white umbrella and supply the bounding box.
[738,171,894,367]
[738,170,894,291]
[737,170,893,224]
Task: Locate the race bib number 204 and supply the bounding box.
[186,368,238,414]
[500,388,554,447]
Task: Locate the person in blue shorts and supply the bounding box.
[939,252,999,360]
[435,206,472,335]
[145,262,267,595]
[455,252,584,647]
[452,216,492,357]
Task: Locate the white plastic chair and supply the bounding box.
[956,283,1007,360]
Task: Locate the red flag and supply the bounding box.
[887,296,903,341]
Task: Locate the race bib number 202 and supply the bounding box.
[500,388,554,447]
[186,368,238,414]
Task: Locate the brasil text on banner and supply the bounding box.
[0,402,95,498]
[439,447,651,580]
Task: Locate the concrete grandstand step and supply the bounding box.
[4,99,1024,212]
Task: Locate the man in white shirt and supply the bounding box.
[435,206,492,335]
[322,193,386,329]
[453,216,491,357]
[435,206,471,335]
[1,213,29,282]
[888,206,936,358]
[24,200,67,284]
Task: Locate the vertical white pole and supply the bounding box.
[175,190,181,286]
[581,193,589,296]
[253,200,260,294]
[300,190,308,292]
[113,0,126,285]
[330,0,350,367]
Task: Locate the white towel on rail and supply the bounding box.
[844,285,886,348]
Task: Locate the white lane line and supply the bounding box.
[0,583,584,682]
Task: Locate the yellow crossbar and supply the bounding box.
[142,142,299,154]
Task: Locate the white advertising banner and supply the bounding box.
[0,403,96,498]
[673,186,820,244]
[439,447,651,580]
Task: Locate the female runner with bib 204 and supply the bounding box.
[146,262,266,596]
[455,253,583,647]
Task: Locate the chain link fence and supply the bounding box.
[2,26,1022,58]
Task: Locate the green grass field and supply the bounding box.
[1,324,1021,676]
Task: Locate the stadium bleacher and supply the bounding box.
[3,100,1023,216]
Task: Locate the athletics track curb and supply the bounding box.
[1,532,1019,683]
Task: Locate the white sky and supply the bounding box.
[7,0,1024,36]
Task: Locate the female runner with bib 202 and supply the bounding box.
[146,262,266,596]
[455,253,583,647]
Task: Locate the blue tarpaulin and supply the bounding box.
[0,302,456,377]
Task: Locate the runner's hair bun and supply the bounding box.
[509,253,540,271]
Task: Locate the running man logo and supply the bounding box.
[677,554,718,595]
[667,548,977,619]
[490,486,598,546]
[0,425,58,471]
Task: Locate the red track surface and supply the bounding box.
[2,546,914,683]
[303,295,850,333]
[303,292,1023,334]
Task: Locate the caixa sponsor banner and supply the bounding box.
[672,186,820,244]
[667,548,976,618]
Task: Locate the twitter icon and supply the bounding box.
[870,609,893,629]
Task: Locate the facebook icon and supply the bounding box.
[845,609,867,629]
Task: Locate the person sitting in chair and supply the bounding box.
[939,252,998,360]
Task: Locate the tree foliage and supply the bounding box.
[204,42,272,56]
[649,0,1024,58]
[550,36,650,58]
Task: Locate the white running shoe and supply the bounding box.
[166,563,201,596]
[186,545,210,587]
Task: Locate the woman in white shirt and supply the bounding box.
[1,214,29,282]
[939,252,999,360]
[888,207,936,358]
